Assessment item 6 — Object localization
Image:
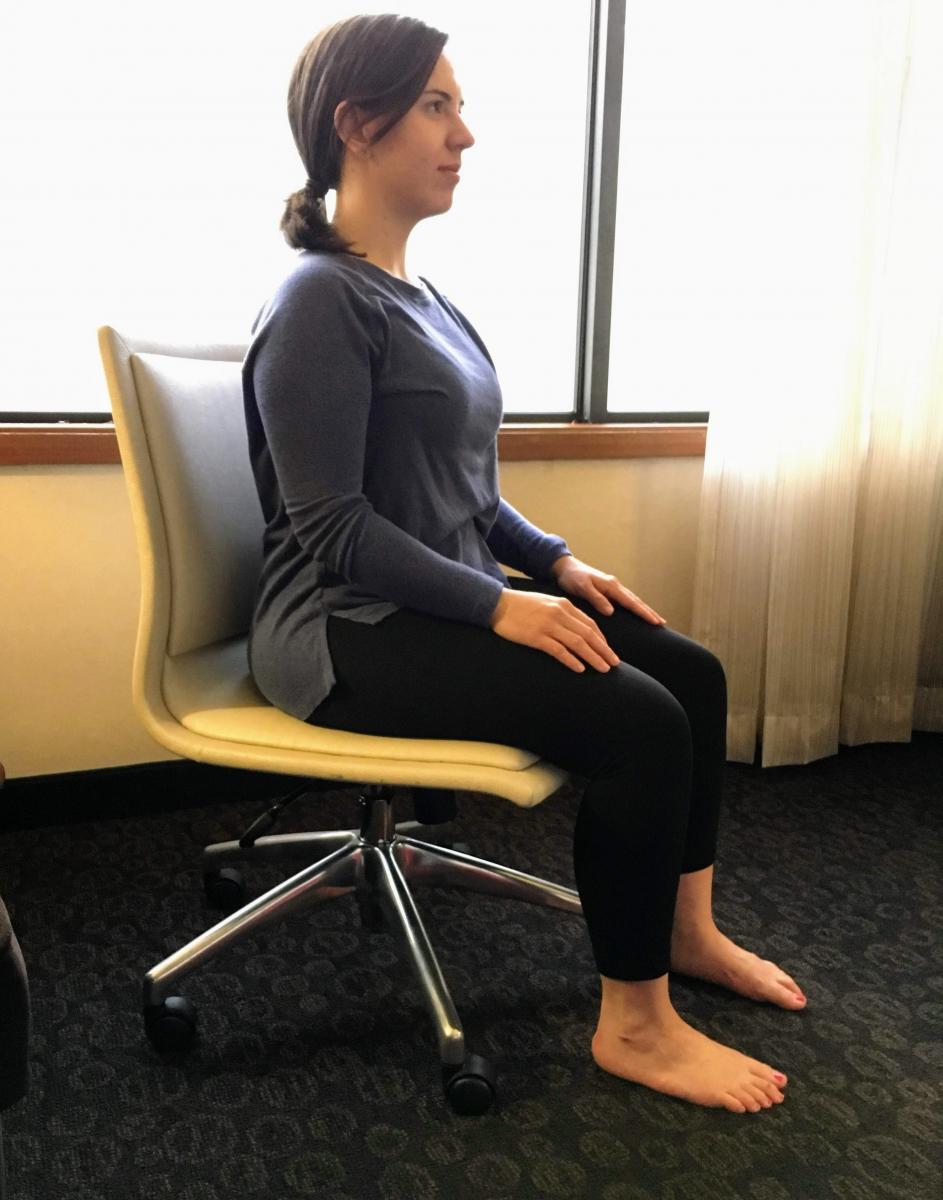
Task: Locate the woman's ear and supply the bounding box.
[334,100,373,158]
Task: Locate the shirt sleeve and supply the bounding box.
[245,264,504,628]
[485,497,572,580]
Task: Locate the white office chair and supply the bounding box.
[97,325,582,1115]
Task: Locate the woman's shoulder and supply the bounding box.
[277,249,369,300]
[255,251,381,328]
[248,251,386,356]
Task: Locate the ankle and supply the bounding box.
[670,913,719,942]
[596,973,679,1038]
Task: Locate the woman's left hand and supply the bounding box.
[549,555,667,626]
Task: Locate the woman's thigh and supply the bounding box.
[508,576,726,721]
[307,577,694,781]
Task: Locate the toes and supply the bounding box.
[746,1084,772,1108]
[755,1064,788,1088]
[770,964,806,1004]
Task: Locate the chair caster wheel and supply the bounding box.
[203,866,246,912]
[144,996,197,1052]
[443,1054,497,1115]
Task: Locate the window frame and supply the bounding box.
[0,0,709,448]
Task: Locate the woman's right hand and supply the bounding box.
[489,588,621,674]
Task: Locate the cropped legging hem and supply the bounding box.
[305,576,728,981]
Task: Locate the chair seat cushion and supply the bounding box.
[163,637,542,772]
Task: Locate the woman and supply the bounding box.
[242,13,806,1114]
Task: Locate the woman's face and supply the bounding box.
[338,54,475,219]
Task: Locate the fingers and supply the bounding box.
[547,643,593,673]
[556,603,620,672]
[580,580,662,628]
[539,631,611,674]
[498,591,622,673]
[619,589,666,624]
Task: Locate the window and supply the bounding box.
[608,0,880,424]
[12,1,880,428]
[0,1,598,422]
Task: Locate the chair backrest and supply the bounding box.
[98,328,262,663]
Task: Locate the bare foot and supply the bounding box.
[591,1010,788,1113]
[670,924,807,1009]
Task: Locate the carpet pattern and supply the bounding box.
[1,734,941,1199]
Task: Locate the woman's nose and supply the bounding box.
[455,120,475,150]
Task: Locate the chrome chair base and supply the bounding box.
[143,785,582,1072]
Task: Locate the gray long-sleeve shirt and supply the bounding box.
[242,250,572,721]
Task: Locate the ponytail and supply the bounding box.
[279,179,364,256]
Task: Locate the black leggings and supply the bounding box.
[305,576,727,981]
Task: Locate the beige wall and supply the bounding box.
[0,457,703,779]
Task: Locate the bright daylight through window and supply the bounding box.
[0,2,877,424]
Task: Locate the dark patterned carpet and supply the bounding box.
[1,734,941,1200]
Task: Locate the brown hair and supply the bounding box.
[280,13,448,257]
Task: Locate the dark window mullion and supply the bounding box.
[578,0,626,425]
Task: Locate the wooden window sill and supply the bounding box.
[497,423,706,460]
[0,422,706,466]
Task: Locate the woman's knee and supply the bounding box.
[595,668,694,778]
[654,632,727,714]
[690,640,727,699]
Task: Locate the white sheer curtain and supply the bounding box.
[690,0,943,766]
